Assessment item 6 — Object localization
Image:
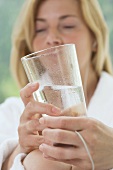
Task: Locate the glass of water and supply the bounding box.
[21,44,87,116]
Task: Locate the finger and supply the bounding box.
[39,143,85,160]
[43,155,90,170]
[42,128,81,146]
[20,82,39,106]
[21,101,61,121]
[26,119,46,133]
[39,116,89,131]
[43,155,82,170]
[19,134,44,149]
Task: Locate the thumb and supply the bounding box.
[61,102,87,117]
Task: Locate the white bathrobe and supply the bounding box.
[0,71,113,169]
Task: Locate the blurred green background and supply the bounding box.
[0,0,113,103]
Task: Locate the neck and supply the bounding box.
[81,64,99,106]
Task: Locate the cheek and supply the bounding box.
[32,37,39,52]
[73,34,93,69]
[62,35,87,66]
[32,36,45,52]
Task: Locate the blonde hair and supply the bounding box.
[10,0,113,88]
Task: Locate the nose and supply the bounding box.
[46,29,63,46]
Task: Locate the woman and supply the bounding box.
[0,0,113,169]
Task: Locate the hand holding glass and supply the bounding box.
[21,44,87,116]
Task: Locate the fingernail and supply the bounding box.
[52,107,61,114]
[43,154,50,158]
[39,117,44,124]
[29,82,37,88]
[39,144,44,151]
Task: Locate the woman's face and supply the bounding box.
[32,0,94,72]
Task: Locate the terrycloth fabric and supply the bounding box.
[0,97,24,143]
[10,153,26,170]
[87,71,113,127]
[0,139,18,169]
[0,97,24,169]
[0,71,113,169]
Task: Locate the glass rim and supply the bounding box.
[21,43,75,60]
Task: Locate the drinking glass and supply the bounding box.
[21,44,87,116]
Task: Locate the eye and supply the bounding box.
[63,25,75,29]
[36,28,47,33]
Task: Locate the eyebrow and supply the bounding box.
[59,15,77,20]
[36,15,77,22]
